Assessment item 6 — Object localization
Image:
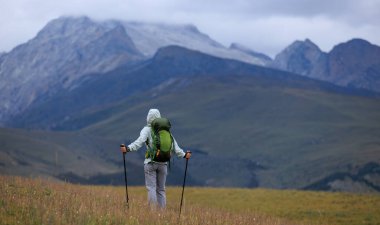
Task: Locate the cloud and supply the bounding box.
[191,14,380,57]
[195,0,380,25]
[0,0,379,57]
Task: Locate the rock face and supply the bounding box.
[272,39,328,77]
[0,16,144,122]
[273,38,380,92]
[327,39,380,91]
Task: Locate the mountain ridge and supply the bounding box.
[0,16,271,124]
[121,20,267,65]
[273,38,380,92]
[8,45,378,130]
[0,16,144,122]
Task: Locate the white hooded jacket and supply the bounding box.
[128,109,186,164]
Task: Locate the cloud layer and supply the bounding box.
[1,0,379,57]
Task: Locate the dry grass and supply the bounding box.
[0,175,296,225]
[2,175,380,224]
[174,187,380,225]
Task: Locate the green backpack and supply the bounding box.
[146,118,174,162]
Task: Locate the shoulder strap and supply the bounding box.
[145,128,156,159]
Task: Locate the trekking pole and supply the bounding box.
[179,151,191,219]
[121,144,129,209]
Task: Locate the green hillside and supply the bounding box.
[81,75,380,189]
[0,127,112,176]
[2,73,380,190]
[0,127,148,185]
[0,126,198,186]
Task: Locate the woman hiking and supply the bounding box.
[120,108,191,208]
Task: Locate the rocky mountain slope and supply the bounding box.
[1,16,379,126]
[0,16,144,122]
[0,16,270,124]
[9,45,369,130]
[273,38,380,92]
[7,46,300,129]
[328,39,380,91]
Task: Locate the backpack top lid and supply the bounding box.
[151,118,171,133]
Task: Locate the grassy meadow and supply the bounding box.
[1,176,380,225]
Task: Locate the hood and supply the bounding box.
[147,109,161,126]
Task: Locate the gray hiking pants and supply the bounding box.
[144,162,167,208]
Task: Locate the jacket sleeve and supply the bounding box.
[128,126,150,151]
[172,136,186,158]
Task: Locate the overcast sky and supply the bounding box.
[1,0,379,57]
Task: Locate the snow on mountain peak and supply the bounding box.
[34,16,270,65]
[230,43,272,62]
[121,21,268,65]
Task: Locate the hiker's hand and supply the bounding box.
[120,144,128,153]
[185,151,192,159]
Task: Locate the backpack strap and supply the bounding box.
[145,137,151,159]
[146,127,160,160]
[170,134,174,151]
[168,134,175,171]
[145,128,155,159]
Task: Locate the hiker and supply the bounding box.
[120,108,191,208]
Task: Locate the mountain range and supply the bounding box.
[1,16,380,124]
[272,38,380,92]
[0,16,380,192]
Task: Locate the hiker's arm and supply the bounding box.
[127,127,150,152]
[172,137,186,158]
